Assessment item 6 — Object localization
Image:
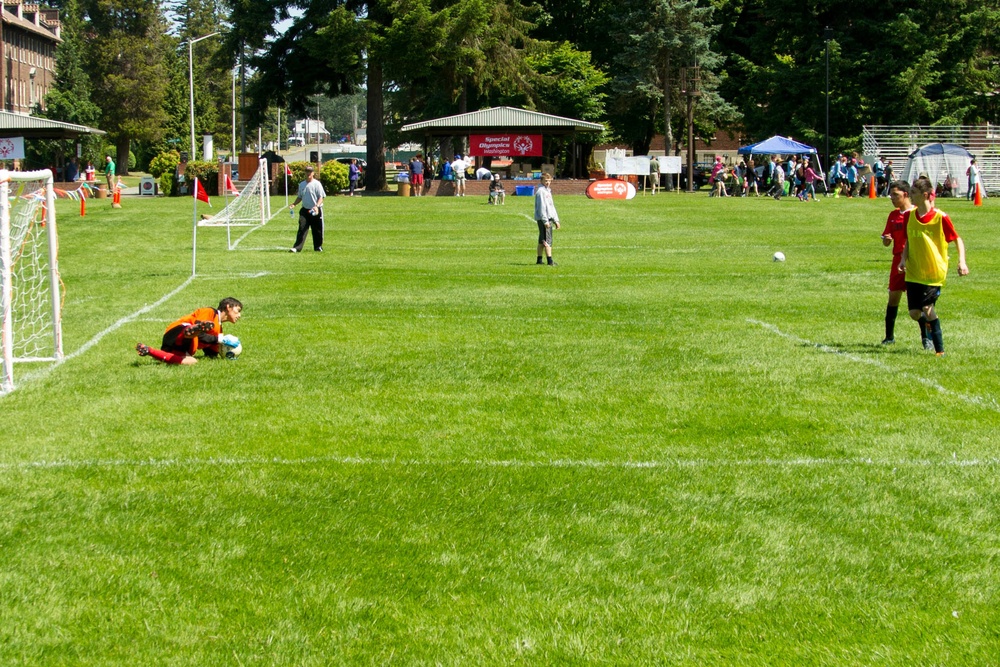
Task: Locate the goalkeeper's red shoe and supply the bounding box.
[136,343,150,357]
[183,320,214,338]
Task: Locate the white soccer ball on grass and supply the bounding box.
[220,334,242,360]
[773,251,786,262]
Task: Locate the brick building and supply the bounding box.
[1,0,60,114]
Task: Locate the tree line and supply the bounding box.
[36,0,1000,188]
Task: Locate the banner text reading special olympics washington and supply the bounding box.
[469,134,543,157]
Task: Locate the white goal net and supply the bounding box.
[197,158,274,249]
[1,169,62,394]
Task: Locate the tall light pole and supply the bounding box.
[824,26,833,172]
[188,32,219,161]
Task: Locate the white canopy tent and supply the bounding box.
[901,143,975,196]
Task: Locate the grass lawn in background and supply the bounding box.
[1,190,998,664]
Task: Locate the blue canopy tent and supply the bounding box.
[738,135,818,156]
[737,135,824,185]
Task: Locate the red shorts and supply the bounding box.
[411,173,424,186]
[889,254,906,292]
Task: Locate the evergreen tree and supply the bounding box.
[229,0,542,191]
[169,0,233,153]
[37,0,102,166]
[714,0,1000,150]
[609,0,737,155]
[79,0,172,174]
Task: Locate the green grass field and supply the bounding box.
[2,189,999,665]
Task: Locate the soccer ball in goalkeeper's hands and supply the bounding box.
[220,334,242,360]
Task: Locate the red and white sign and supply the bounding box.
[586,179,636,200]
[469,134,543,157]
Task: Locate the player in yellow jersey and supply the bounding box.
[136,297,243,365]
[898,178,968,356]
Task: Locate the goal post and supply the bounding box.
[1,168,62,394]
[197,158,274,250]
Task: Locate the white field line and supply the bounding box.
[2,454,999,474]
[235,244,680,252]
[227,207,285,250]
[7,277,196,394]
[750,318,1000,413]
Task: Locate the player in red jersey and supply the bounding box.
[880,181,927,347]
[136,297,243,365]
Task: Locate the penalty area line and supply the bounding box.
[6,277,196,394]
[2,454,1000,474]
[749,318,1000,413]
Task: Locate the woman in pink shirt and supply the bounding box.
[799,158,821,201]
[711,156,727,197]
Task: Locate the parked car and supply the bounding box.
[679,162,714,190]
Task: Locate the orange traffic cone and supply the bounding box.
[974,182,983,207]
[868,176,876,199]
[80,191,86,217]
[112,183,122,209]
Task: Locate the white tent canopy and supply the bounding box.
[901,143,974,196]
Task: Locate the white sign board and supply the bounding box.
[661,156,682,174]
[607,155,651,176]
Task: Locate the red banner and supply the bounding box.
[469,134,543,157]
[586,179,636,200]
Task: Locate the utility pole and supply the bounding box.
[681,66,701,193]
[239,41,246,154]
[824,27,833,171]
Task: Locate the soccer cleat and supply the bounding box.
[923,338,934,351]
[289,248,298,253]
[935,352,946,357]
[536,257,544,265]
[315,247,323,252]
[136,342,150,357]
[881,338,895,345]
[184,320,213,338]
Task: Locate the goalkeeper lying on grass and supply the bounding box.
[136,297,243,365]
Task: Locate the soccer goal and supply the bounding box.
[1,168,63,395]
[197,158,274,249]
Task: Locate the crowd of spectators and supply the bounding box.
[709,151,900,201]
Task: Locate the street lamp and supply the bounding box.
[188,32,220,161]
[824,26,833,172]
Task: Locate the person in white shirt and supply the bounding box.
[475,166,492,180]
[534,173,560,266]
[289,166,326,252]
[966,158,980,200]
[451,154,468,196]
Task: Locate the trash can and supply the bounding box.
[515,185,535,196]
[398,183,411,197]
[95,184,108,199]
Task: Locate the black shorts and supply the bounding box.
[905,282,941,311]
[537,220,553,246]
[161,324,218,357]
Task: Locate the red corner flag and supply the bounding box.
[194,177,211,207]
[285,163,293,176]
[225,173,239,195]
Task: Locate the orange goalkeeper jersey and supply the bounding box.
[165,307,220,353]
